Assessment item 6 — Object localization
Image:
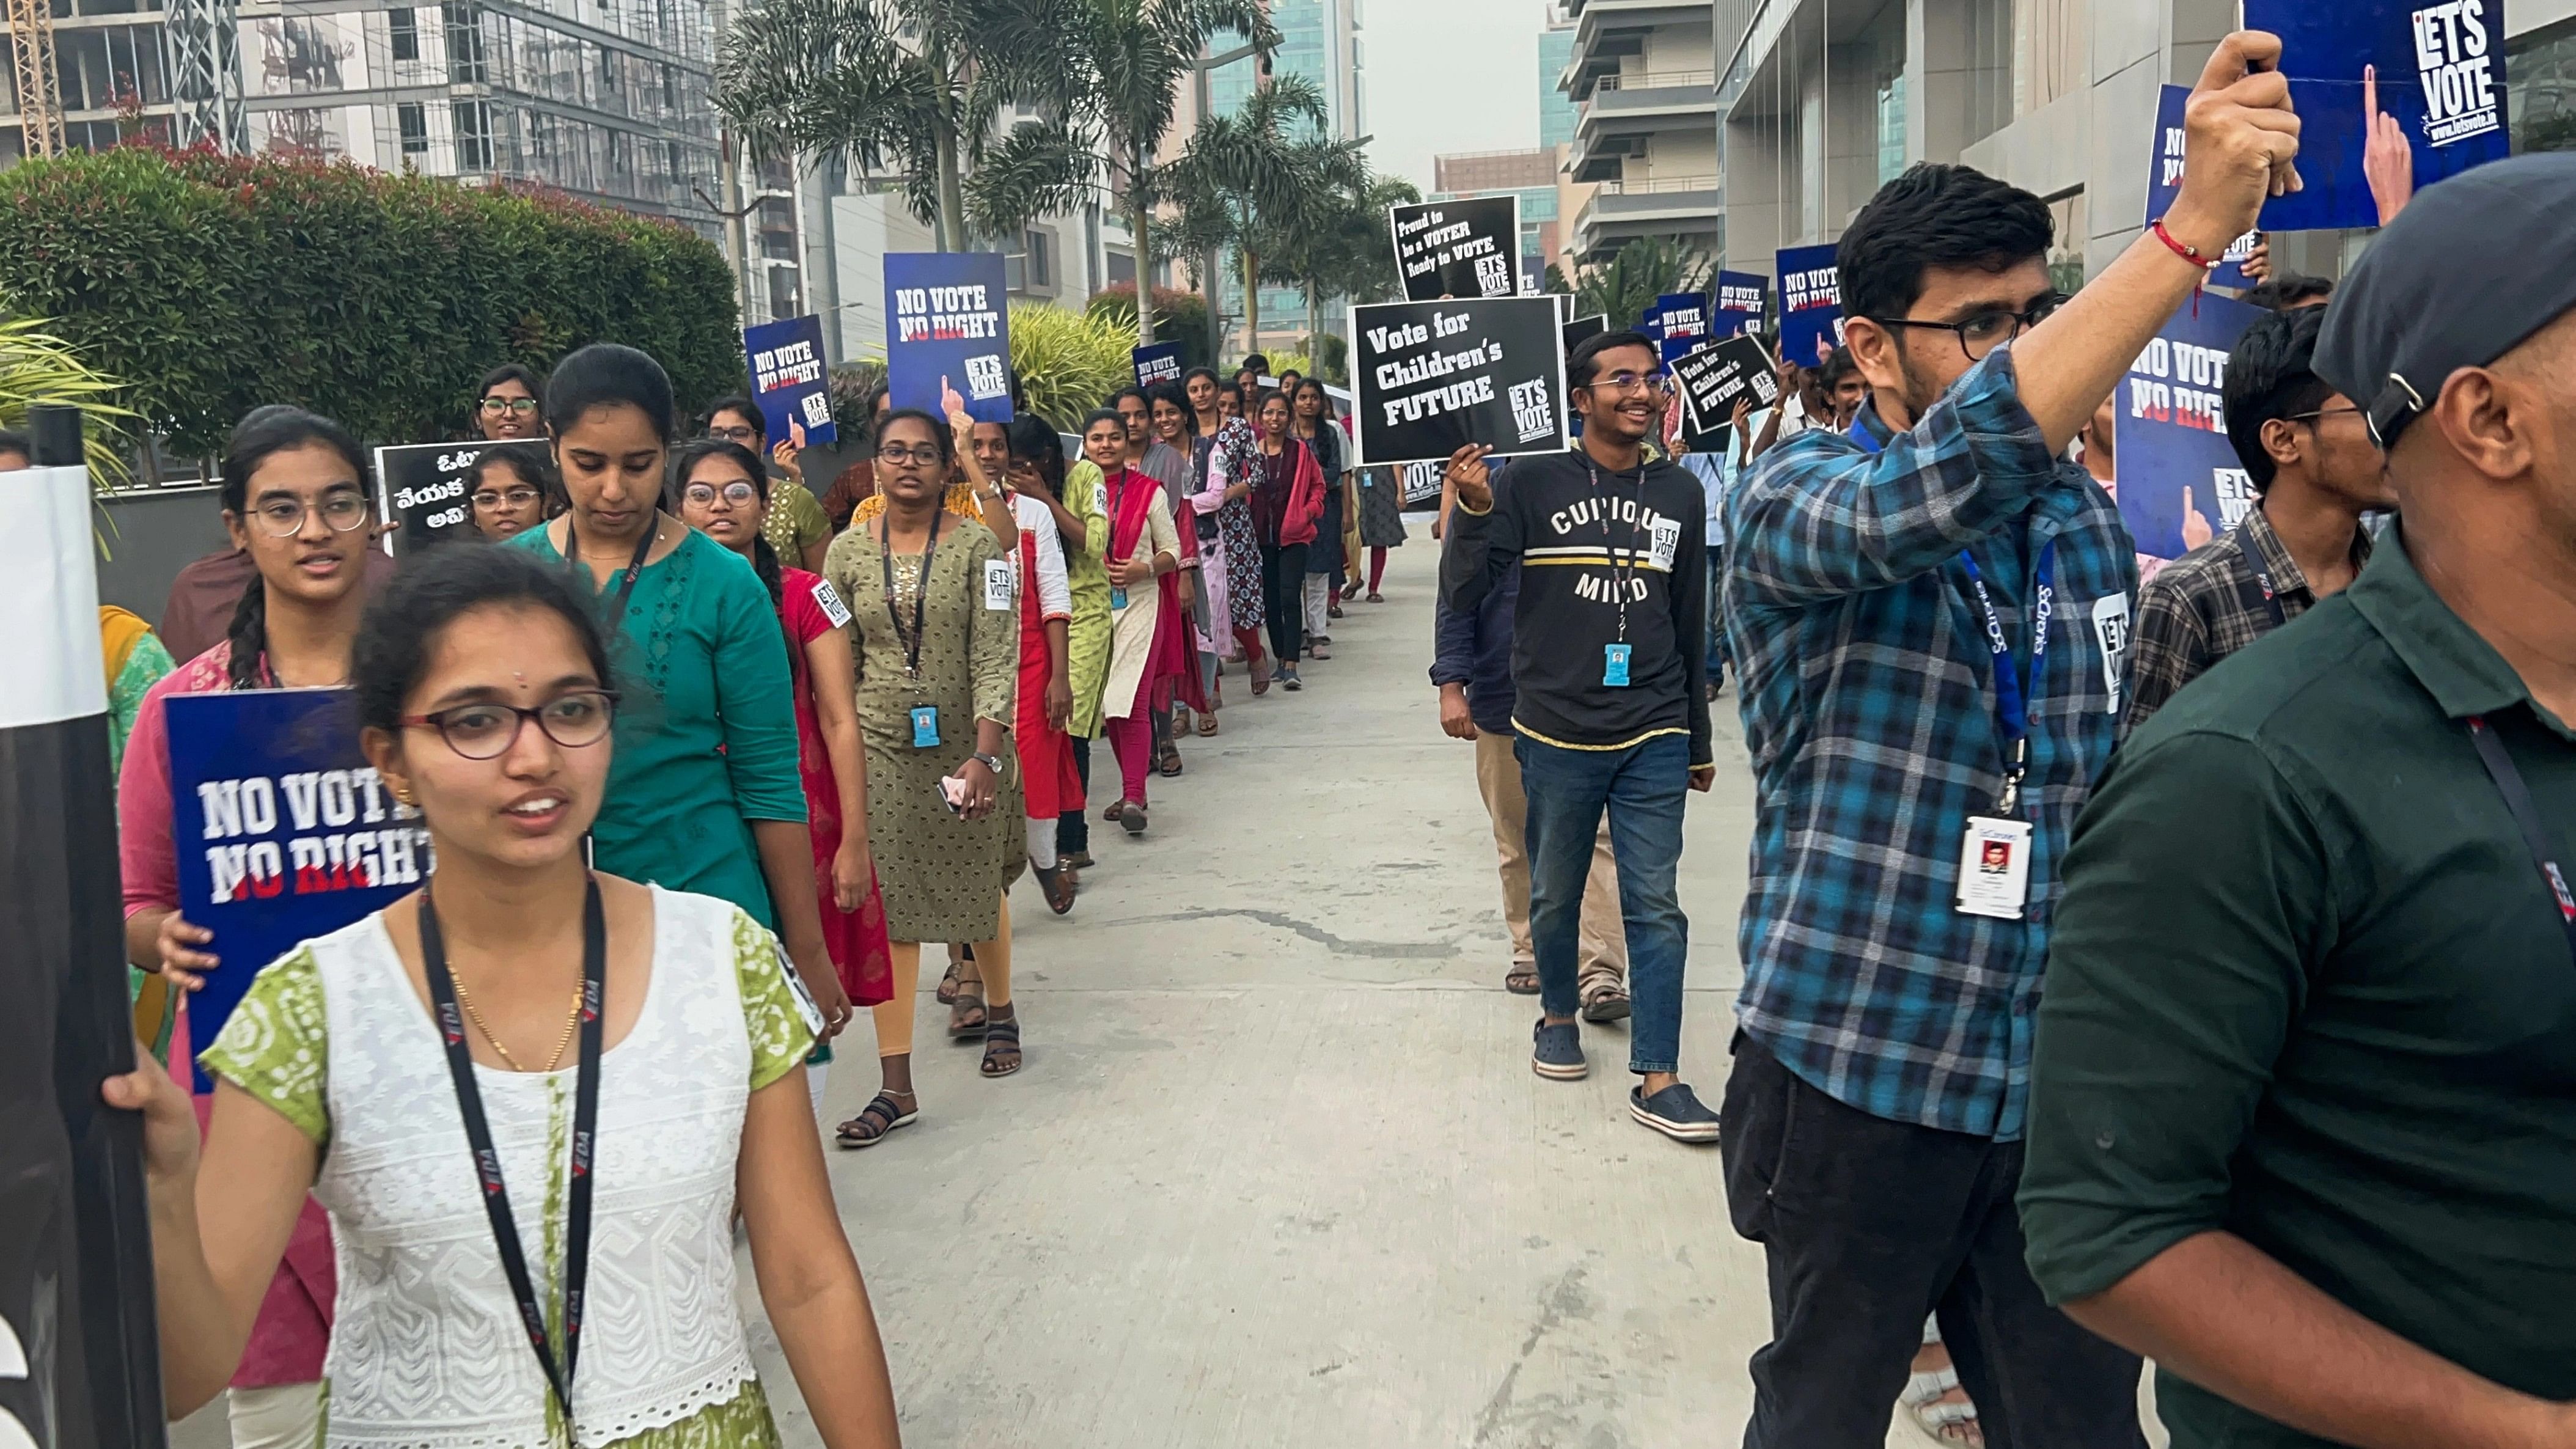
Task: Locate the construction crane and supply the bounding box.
[7,0,65,159]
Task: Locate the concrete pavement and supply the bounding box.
[760,526,1893,1448]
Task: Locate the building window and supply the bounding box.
[443,4,486,83]
[2512,17,2576,152]
[452,99,492,169]
[389,7,418,61]
[1877,71,1907,186]
[1004,227,1053,292]
[397,101,428,154]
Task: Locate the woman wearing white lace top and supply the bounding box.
[104,545,902,1449]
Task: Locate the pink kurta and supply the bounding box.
[120,642,336,1388]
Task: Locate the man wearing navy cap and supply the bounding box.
[2024,149,2576,1447]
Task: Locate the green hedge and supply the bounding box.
[1085,284,1213,375]
[0,146,740,457]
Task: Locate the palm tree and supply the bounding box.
[1272,172,1419,345]
[989,0,1279,345]
[1164,73,1359,354]
[715,0,1087,252]
[1568,236,1717,332]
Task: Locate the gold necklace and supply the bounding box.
[449,968,588,1073]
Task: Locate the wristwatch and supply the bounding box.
[969,751,1005,775]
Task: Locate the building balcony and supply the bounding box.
[1557,0,1717,101]
[1571,174,1722,261]
[1566,68,1716,182]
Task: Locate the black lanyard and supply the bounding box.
[565,515,659,620]
[417,877,607,1426]
[2237,535,2289,629]
[2466,716,2576,963]
[1587,462,1648,644]
[879,507,945,680]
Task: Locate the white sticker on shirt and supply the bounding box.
[1648,518,1681,571]
[2090,594,2132,716]
[810,578,851,628]
[983,557,1016,611]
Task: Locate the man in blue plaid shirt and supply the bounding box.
[1713,32,2305,1448]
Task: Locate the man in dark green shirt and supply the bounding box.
[2022,152,2576,1449]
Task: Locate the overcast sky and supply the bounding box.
[1362,0,1554,190]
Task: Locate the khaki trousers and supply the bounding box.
[1473,730,1626,996]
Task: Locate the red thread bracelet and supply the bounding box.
[2150,218,2222,271]
[2150,218,2220,315]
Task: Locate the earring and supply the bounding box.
[392,785,416,807]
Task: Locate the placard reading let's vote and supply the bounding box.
[1349,296,1566,468]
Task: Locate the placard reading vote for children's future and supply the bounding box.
[884,251,1015,424]
[166,689,433,1090]
[1390,196,1522,303]
[1673,334,1784,438]
[375,438,550,556]
[1349,296,1567,468]
[744,314,839,448]
[2114,292,2264,562]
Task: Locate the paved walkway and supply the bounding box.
[766,526,1862,1449]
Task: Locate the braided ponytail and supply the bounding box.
[224,581,269,689]
[751,534,794,673]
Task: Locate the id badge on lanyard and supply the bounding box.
[1954,543,2055,921]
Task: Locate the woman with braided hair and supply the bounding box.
[116,404,376,1449]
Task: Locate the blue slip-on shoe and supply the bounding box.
[1531,1018,1588,1080]
[1630,1082,1721,1143]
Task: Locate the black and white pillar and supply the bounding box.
[0,403,166,1449]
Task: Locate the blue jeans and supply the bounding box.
[1516,731,1691,1074]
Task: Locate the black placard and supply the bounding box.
[1389,196,1522,303]
[1561,312,1607,351]
[375,439,551,556]
[1349,296,1568,468]
[1673,334,1784,440]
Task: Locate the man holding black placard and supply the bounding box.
[1440,329,1717,1145]
[1717,30,2300,1445]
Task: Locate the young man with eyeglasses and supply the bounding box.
[1717,34,2301,1445]
[2123,306,2392,732]
[1441,328,1718,1143]
[474,363,545,441]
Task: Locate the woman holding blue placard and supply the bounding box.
[117,405,375,1449]
[826,407,1023,1145]
[506,344,851,1046]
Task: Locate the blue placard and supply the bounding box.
[1775,244,1845,367]
[2145,86,2261,289]
[1714,270,1766,337]
[2241,1,2512,232]
[883,252,1015,424]
[1642,292,1711,369]
[166,689,433,1091]
[743,314,840,448]
[1132,342,1184,389]
[2113,293,2266,562]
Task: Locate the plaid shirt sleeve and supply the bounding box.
[2123,566,2215,736]
[1727,350,2065,606]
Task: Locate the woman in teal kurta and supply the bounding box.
[506,343,851,1038]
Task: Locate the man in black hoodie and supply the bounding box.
[1441,329,1717,1142]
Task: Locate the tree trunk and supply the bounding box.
[933,120,966,252]
[1241,245,1260,357]
[1305,279,1321,357]
[1129,171,1156,347]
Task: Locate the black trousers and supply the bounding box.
[1057,736,1090,854]
[1260,541,1307,665]
[1719,1034,2148,1449]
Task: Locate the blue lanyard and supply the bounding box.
[1958,541,2055,816]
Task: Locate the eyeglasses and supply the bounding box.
[480,396,539,416]
[249,492,371,537]
[878,444,942,466]
[401,690,618,760]
[473,486,543,510]
[1873,294,2069,361]
[683,480,760,507]
[708,424,761,445]
[2287,405,2365,425]
[1583,370,1671,397]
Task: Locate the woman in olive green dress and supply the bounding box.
[827,408,1022,1146]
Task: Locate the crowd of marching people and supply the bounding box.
[56,326,1385,1448]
